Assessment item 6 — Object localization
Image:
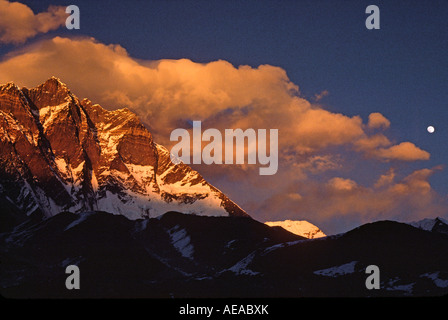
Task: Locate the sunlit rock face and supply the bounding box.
[0,77,248,222]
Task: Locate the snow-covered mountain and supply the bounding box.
[265,220,326,239]
[409,217,448,235]
[0,77,248,224]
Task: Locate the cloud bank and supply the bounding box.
[0,37,429,161]
[0,0,67,44]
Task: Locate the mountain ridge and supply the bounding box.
[2,210,448,298]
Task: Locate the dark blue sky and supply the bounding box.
[10,0,448,195]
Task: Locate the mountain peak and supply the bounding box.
[0,81,19,91]
[0,82,24,100]
[435,217,448,224]
[21,77,71,109]
[35,76,69,94]
[409,217,448,233]
[43,76,67,89]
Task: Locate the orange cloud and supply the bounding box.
[294,108,365,152]
[294,155,341,174]
[354,133,391,152]
[314,90,329,101]
[375,142,430,161]
[260,166,447,234]
[374,168,396,188]
[367,112,390,129]
[327,177,358,192]
[0,0,67,44]
[390,166,443,195]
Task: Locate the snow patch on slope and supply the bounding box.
[64,212,95,231]
[226,251,260,276]
[421,272,448,288]
[385,277,414,294]
[168,225,194,259]
[314,261,358,277]
[39,102,69,130]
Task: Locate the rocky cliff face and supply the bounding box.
[0,77,248,224]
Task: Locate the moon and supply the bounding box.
[427,126,435,133]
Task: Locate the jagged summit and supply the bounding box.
[1,81,19,90]
[0,78,249,224]
[21,77,72,109]
[409,217,448,235]
[0,82,23,98]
